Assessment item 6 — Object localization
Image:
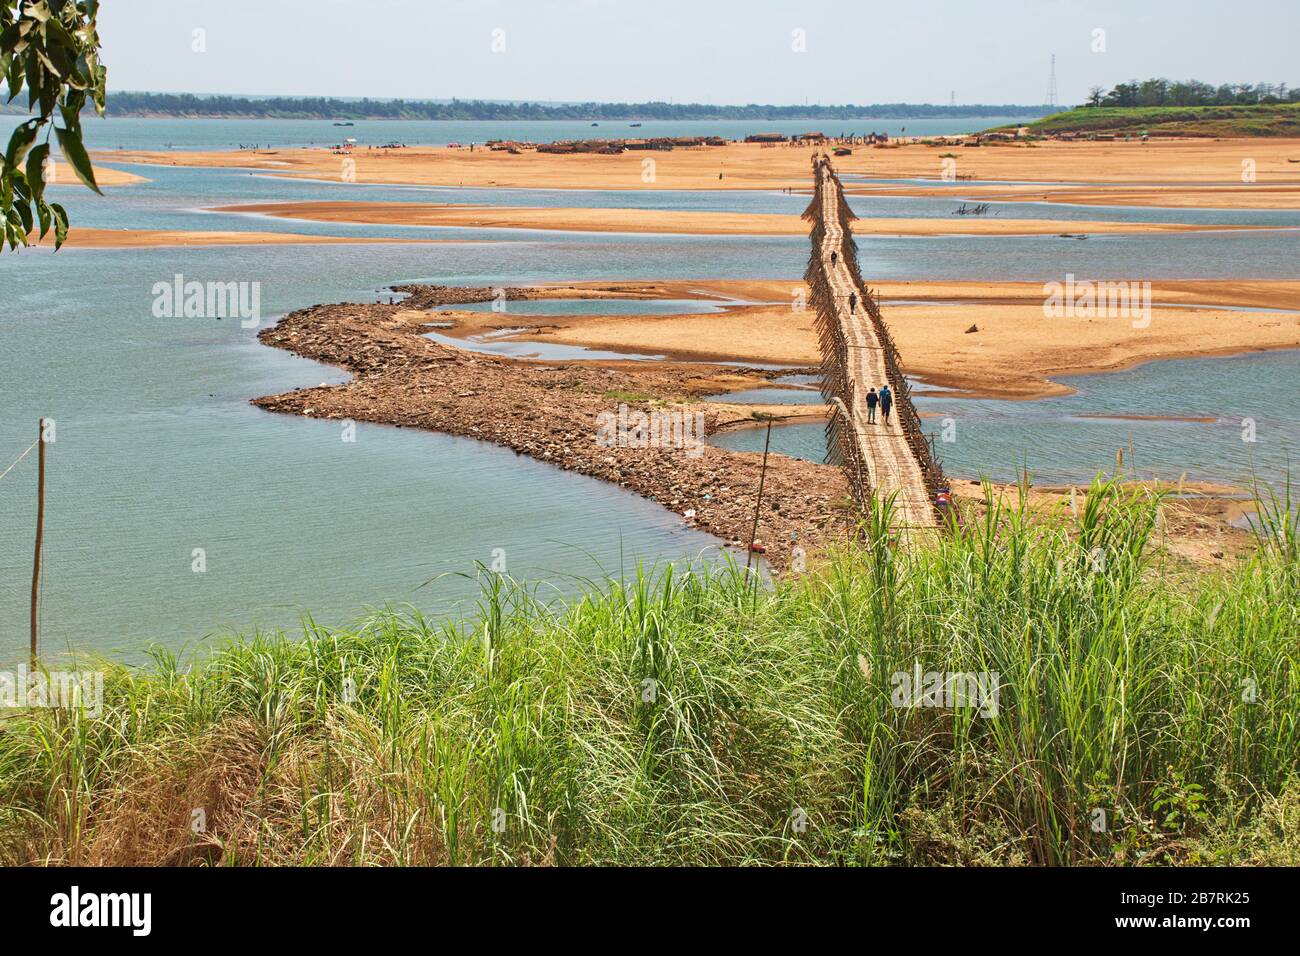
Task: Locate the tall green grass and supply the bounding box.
[0,477,1295,865]
[1022,104,1300,137]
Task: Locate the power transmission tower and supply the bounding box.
[1046,53,1058,107]
[949,90,956,107]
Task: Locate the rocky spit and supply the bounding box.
[253,285,853,569]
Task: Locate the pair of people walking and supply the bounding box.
[865,384,892,425]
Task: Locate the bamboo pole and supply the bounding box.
[30,418,46,668]
[745,417,774,572]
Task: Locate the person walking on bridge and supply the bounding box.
[849,292,857,314]
[830,250,837,266]
[865,387,879,423]
[879,384,894,425]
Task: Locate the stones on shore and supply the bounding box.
[252,282,853,568]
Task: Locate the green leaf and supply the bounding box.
[4,54,22,103]
[91,63,105,113]
[59,98,82,134]
[36,46,63,79]
[36,196,51,238]
[44,15,74,47]
[0,23,24,51]
[53,122,99,193]
[13,193,32,234]
[1,0,106,254]
[5,207,28,249]
[50,200,67,248]
[26,142,49,200]
[42,40,72,80]
[24,45,39,108]
[38,76,56,117]
[4,117,38,168]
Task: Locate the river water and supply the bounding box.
[1,116,1296,659]
[711,350,1299,488]
[1,115,1041,152]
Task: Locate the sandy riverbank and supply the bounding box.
[78,163,147,187]
[95,138,1300,208]
[844,181,1300,211]
[251,282,1262,570]
[964,478,1260,568]
[209,200,1276,237]
[434,278,1300,398]
[49,227,461,248]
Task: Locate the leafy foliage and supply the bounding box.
[1083,78,1297,109]
[1,0,106,252]
[1025,104,1300,139]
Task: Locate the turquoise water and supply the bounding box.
[0,243,723,662]
[712,422,829,461]
[0,116,1044,152]
[424,297,745,361]
[50,159,1300,235]
[710,351,1300,488]
[844,194,1300,229]
[23,152,1294,282]
[2,118,1297,660]
[704,387,824,405]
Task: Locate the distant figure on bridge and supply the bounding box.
[865,387,879,423]
[830,250,837,266]
[849,292,857,313]
[879,384,894,424]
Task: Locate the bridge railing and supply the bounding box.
[804,156,871,505]
[815,157,953,517]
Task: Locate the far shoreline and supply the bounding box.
[90,137,1300,208]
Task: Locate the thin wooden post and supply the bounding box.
[746,417,774,573]
[30,418,46,668]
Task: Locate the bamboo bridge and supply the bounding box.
[804,156,947,529]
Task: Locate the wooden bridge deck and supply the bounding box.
[813,163,938,529]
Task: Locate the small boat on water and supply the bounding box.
[630,122,641,127]
[333,121,354,127]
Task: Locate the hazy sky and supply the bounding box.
[99,0,1298,106]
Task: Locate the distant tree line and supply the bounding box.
[1082,79,1298,109]
[2,91,1057,120]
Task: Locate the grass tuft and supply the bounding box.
[1,476,1295,865]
